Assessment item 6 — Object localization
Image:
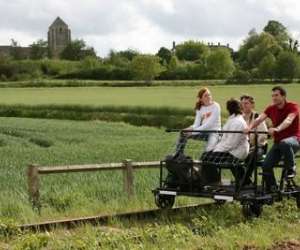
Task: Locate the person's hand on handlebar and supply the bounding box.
[182,127,193,136]
[243,126,251,134]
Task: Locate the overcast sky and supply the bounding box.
[1,0,300,57]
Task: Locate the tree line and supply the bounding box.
[1,20,300,83]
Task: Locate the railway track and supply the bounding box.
[19,203,215,232]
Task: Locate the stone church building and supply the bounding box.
[48,17,71,58]
[0,17,71,59]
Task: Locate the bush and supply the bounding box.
[58,65,133,80]
[40,59,79,76]
[228,68,252,84]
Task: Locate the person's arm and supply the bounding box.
[191,110,201,130]
[193,104,220,131]
[215,120,245,152]
[257,121,268,145]
[249,113,268,130]
[269,113,297,136]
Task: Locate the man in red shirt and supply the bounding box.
[247,86,300,192]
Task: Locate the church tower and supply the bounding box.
[48,17,71,58]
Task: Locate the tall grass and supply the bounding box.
[0,117,193,223]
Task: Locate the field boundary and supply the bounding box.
[0,79,226,88]
[27,160,201,210]
[0,104,194,128]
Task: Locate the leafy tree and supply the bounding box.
[258,53,276,79]
[9,39,24,60]
[238,32,281,70]
[60,39,96,60]
[175,40,209,61]
[263,20,290,49]
[168,55,178,71]
[206,48,235,79]
[80,56,102,71]
[157,47,172,64]
[288,38,299,53]
[117,49,139,61]
[107,50,131,67]
[238,29,260,67]
[275,51,300,81]
[131,55,163,83]
[29,39,48,60]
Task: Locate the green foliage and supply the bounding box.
[9,39,26,60]
[157,47,172,64]
[29,39,48,60]
[175,40,209,61]
[206,48,235,79]
[239,32,282,70]
[14,234,49,250]
[275,51,300,81]
[108,49,139,65]
[0,104,193,128]
[3,19,300,82]
[0,219,20,238]
[60,39,96,61]
[258,52,276,79]
[80,56,102,71]
[131,55,164,83]
[168,55,178,71]
[263,20,291,49]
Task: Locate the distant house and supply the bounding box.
[171,41,234,54]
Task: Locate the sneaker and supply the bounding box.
[286,166,296,179]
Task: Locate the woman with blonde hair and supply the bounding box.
[174,87,221,156]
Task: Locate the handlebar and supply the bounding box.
[165,129,268,134]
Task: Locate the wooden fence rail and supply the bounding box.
[27,160,163,209]
[27,154,299,210]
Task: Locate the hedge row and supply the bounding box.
[0,104,195,128]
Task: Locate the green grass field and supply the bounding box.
[0,84,300,249]
[0,84,299,112]
[0,117,208,224]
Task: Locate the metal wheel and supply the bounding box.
[215,200,226,206]
[155,194,175,209]
[242,203,263,219]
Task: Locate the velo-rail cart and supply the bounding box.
[153,129,300,218]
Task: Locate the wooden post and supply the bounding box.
[123,159,134,199]
[27,164,40,211]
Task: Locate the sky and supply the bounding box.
[1,0,300,57]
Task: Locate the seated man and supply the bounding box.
[240,94,268,185]
[246,86,300,192]
[201,98,250,186]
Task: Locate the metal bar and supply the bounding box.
[166,129,268,134]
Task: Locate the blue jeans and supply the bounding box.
[175,132,208,156]
[263,136,300,187]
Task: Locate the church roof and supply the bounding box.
[49,17,68,28]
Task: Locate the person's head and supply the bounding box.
[195,87,213,110]
[240,94,255,114]
[271,86,287,106]
[227,98,242,116]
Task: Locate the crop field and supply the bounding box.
[0,117,209,224]
[0,84,299,112]
[0,84,300,249]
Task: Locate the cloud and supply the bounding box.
[0,0,300,56]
